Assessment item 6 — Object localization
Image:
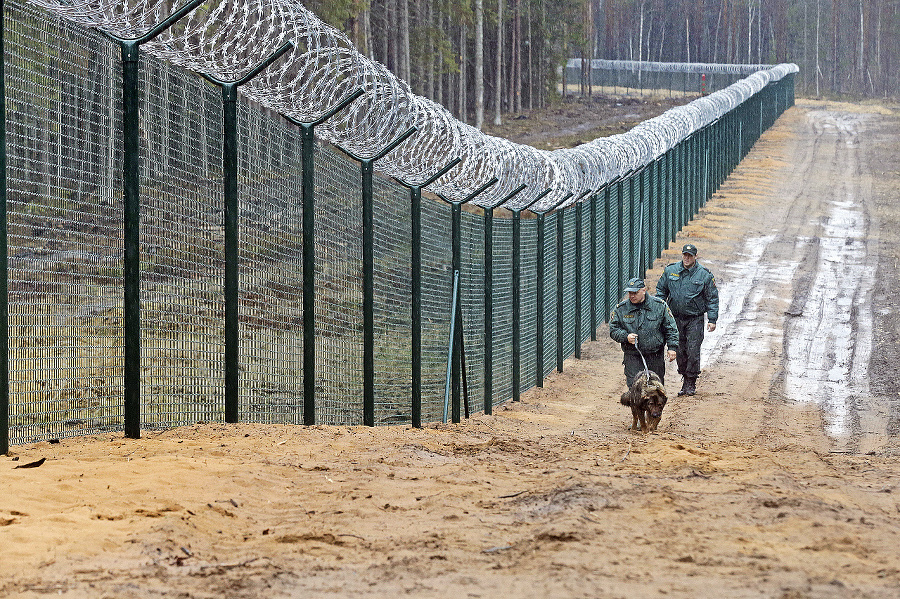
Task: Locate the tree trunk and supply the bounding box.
[426,0,435,99]
[539,0,546,108]
[438,0,446,106]
[508,0,515,113]
[747,0,753,64]
[527,0,533,110]
[831,0,839,93]
[493,0,503,125]
[583,0,592,97]
[857,0,865,94]
[475,0,484,128]
[388,0,397,73]
[401,0,411,82]
[459,23,468,123]
[816,0,821,96]
[514,0,522,111]
[362,6,372,59]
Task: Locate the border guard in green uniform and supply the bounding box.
[609,277,679,390]
[655,244,719,396]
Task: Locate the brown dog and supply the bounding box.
[619,370,668,433]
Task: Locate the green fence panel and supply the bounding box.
[5,3,124,443]
[519,218,538,394]
[372,175,413,424]
[420,198,452,423]
[313,145,364,425]
[460,209,486,412]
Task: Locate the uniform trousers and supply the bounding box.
[674,314,705,379]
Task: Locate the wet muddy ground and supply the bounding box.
[2,99,900,598]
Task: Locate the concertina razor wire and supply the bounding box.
[29,0,798,213]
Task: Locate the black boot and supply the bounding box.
[684,376,697,396]
[677,377,690,397]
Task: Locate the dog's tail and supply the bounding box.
[620,392,631,406]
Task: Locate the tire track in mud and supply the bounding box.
[779,110,879,453]
[696,106,883,453]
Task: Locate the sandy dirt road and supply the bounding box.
[2,100,900,599]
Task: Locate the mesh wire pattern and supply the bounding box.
[3,0,795,442]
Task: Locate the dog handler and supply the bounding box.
[609,277,679,389]
[655,243,719,396]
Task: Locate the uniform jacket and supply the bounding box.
[656,261,719,322]
[609,294,679,354]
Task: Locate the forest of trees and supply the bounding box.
[305,0,900,127]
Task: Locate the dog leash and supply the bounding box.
[634,339,651,383]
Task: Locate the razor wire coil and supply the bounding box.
[30,0,798,212]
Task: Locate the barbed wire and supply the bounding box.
[31,0,798,211]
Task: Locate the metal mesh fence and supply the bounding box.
[138,55,224,430]
[372,175,412,424]
[561,209,577,359]
[593,197,609,327]
[237,102,304,424]
[542,213,558,379]
[419,198,452,422]
[313,144,363,426]
[565,59,767,97]
[519,218,538,393]
[6,2,123,444]
[605,188,621,316]
[1,0,796,445]
[579,204,593,343]
[459,210,485,414]
[490,217,513,407]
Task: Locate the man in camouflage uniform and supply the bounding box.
[609,277,679,389]
[655,243,719,396]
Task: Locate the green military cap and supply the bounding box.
[624,277,644,292]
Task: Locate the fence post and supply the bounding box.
[340,127,418,426]
[589,191,597,341]
[0,0,7,455]
[484,184,527,412]
[483,205,493,410]
[103,0,207,440]
[556,204,565,372]
[574,201,583,358]
[284,89,364,426]
[437,178,497,422]
[202,42,293,424]
[395,158,460,427]
[535,212,545,387]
